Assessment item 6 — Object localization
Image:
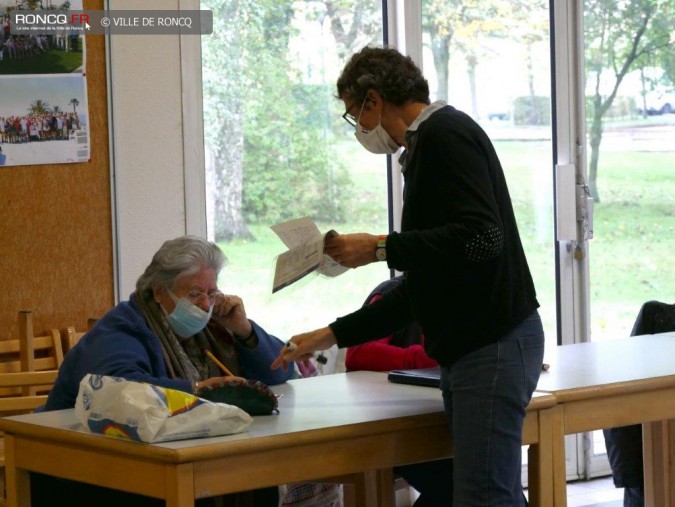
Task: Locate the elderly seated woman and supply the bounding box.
[36,235,294,507]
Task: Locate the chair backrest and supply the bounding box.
[18,311,64,371]
[0,335,62,372]
[61,317,97,354]
[0,370,58,415]
[62,327,84,354]
[0,311,63,396]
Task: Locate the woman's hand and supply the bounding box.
[211,293,252,337]
[271,327,337,371]
[324,233,379,268]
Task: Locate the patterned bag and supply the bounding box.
[280,483,342,507]
[199,378,279,416]
[75,374,251,443]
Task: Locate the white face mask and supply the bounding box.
[354,116,399,154]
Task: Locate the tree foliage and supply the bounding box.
[421,0,513,110]
[321,0,382,59]
[202,0,251,241]
[202,0,674,239]
[202,0,363,241]
[28,100,50,115]
[584,0,675,202]
[420,0,552,123]
[506,0,548,124]
[419,0,672,205]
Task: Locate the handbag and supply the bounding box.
[199,378,279,416]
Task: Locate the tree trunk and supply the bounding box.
[431,34,451,102]
[588,96,603,203]
[467,53,479,119]
[202,0,253,243]
[211,133,251,242]
[527,44,538,124]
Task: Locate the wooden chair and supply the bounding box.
[0,311,63,396]
[61,317,98,354]
[0,371,58,413]
[18,311,64,372]
[0,370,59,506]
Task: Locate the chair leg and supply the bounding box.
[342,483,356,507]
[0,467,5,507]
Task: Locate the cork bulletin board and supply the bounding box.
[0,0,113,341]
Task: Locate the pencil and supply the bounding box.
[203,349,235,377]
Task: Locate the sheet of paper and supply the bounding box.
[271,217,349,292]
[272,236,323,293]
[271,217,321,249]
[318,252,349,277]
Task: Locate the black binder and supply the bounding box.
[387,366,441,388]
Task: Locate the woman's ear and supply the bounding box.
[365,89,382,110]
[152,285,165,304]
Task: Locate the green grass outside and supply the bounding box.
[0,48,83,74]
[217,136,673,344]
[586,150,674,338]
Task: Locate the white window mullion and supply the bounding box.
[180,0,208,239]
[552,0,590,348]
[552,0,610,481]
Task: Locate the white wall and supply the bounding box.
[108,0,188,299]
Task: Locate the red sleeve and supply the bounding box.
[345,292,438,372]
[345,338,437,372]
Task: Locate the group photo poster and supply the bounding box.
[0,0,89,167]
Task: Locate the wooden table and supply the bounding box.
[0,371,558,507]
[536,332,675,506]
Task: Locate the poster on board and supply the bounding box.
[0,0,89,167]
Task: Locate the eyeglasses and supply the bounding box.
[183,290,221,305]
[341,96,368,127]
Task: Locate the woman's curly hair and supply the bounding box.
[336,46,430,106]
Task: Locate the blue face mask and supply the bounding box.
[164,291,214,338]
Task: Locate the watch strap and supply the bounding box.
[375,235,387,261]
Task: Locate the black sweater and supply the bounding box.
[331,105,539,367]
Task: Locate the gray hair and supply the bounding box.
[136,235,227,293]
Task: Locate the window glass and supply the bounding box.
[421,0,554,480]
[583,0,675,465]
[200,1,389,346]
[584,0,675,344]
[420,0,556,352]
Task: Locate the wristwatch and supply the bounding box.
[375,235,387,262]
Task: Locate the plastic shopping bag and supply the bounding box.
[75,374,252,443]
[280,483,343,507]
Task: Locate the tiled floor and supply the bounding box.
[565,476,623,507]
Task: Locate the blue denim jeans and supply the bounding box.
[440,311,545,506]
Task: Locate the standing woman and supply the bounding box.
[273,46,544,506]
